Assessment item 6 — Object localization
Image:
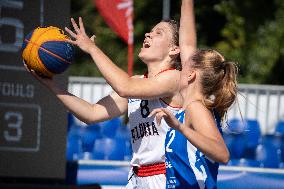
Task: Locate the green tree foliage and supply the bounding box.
[213,0,284,84]
[69,0,284,84]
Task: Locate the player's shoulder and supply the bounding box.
[186,101,210,114]
[186,102,215,122]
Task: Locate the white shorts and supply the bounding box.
[126,168,166,189]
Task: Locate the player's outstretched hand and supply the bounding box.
[23,61,55,88]
[149,108,183,131]
[65,17,96,54]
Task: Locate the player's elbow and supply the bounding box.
[219,150,230,164]
[115,84,132,98]
[80,117,93,125]
[116,88,128,98]
[82,115,99,125]
[84,119,94,125]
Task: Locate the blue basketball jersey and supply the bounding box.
[165,110,221,189]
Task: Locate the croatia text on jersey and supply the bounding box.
[131,121,159,143]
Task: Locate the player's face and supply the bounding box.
[138,22,174,63]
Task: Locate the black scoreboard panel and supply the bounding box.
[0,0,70,180]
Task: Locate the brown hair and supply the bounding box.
[162,19,182,71]
[190,49,238,119]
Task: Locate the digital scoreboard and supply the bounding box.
[0,0,70,180]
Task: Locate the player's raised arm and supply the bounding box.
[24,63,127,124]
[86,47,180,99]
[180,0,197,63]
[65,17,180,99]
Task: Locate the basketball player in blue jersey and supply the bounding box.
[150,0,238,188]
[24,11,196,189]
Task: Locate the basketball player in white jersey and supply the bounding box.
[24,14,196,188]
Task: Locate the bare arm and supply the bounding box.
[180,0,197,63]
[24,64,127,124]
[65,18,179,99]
[150,103,230,164]
[87,46,180,99]
[181,103,230,163]
[51,85,128,124]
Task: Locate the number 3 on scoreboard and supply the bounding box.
[3,111,23,142]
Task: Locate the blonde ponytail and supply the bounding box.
[190,49,238,119]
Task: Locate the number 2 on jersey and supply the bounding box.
[166,130,175,153]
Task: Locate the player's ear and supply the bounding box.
[169,46,180,56]
[187,70,196,83]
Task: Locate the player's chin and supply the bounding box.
[138,49,144,58]
[138,51,147,62]
[138,49,154,63]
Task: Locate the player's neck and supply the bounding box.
[146,61,172,78]
[182,84,203,109]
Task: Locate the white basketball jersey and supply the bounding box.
[128,97,180,166]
